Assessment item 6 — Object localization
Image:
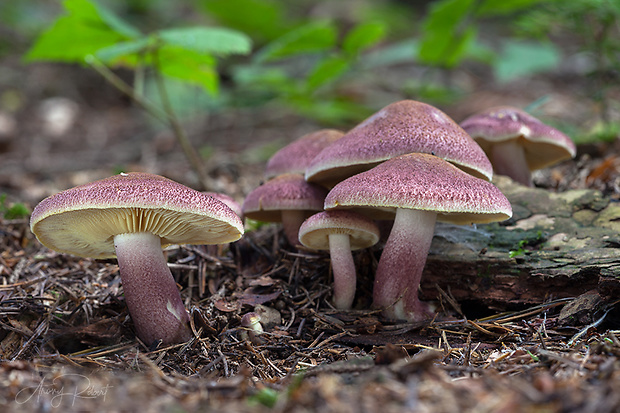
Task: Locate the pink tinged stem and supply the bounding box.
[281,210,307,246]
[328,233,356,309]
[373,208,437,321]
[114,232,192,345]
[490,140,532,187]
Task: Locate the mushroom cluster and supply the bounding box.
[29,99,575,346]
[247,100,513,318]
[242,129,344,246]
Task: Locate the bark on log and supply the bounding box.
[419,176,620,309]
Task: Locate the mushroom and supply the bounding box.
[30,172,244,345]
[265,129,344,180]
[460,106,576,187]
[239,311,264,344]
[202,192,244,256]
[298,210,380,309]
[324,153,512,321]
[242,173,328,246]
[203,192,243,220]
[305,100,493,188]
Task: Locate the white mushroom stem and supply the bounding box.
[373,208,436,321]
[328,233,356,309]
[114,232,192,345]
[490,140,532,187]
[281,210,307,246]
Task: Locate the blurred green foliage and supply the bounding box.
[0,194,29,220]
[516,0,620,131]
[11,0,618,138]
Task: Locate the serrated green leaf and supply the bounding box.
[306,55,350,91]
[342,22,386,56]
[25,0,138,63]
[156,27,251,56]
[495,40,560,82]
[255,21,337,63]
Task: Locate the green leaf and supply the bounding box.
[201,0,291,42]
[495,40,561,82]
[156,26,252,56]
[418,0,477,67]
[255,21,337,63]
[342,22,386,56]
[478,0,551,16]
[88,0,141,38]
[157,46,219,94]
[95,37,151,65]
[306,55,350,91]
[25,0,139,63]
[360,38,419,69]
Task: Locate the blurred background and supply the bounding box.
[0,0,618,214]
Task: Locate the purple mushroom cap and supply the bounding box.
[299,210,380,309]
[305,100,493,187]
[265,129,344,179]
[242,173,328,245]
[325,153,512,321]
[460,106,576,186]
[31,172,244,345]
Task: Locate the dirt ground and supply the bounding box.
[2,51,620,412]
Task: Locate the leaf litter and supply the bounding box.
[2,202,620,412]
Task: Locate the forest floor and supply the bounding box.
[1,56,620,412]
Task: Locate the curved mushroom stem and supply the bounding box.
[281,210,307,246]
[490,140,532,187]
[328,233,356,309]
[114,232,192,345]
[373,208,436,321]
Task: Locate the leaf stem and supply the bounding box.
[85,54,212,190]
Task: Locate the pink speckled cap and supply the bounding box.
[265,129,344,179]
[324,153,512,225]
[242,174,328,222]
[305,100,493,187]
[460,106,576,170]
[298,210,380,251]
[30,172,244,259]
[203,192,243,219]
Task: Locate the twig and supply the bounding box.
[568,308,612,346]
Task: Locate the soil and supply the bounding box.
[2,52,620,412]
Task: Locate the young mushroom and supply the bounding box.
[324,153,512,321]
[460,106,576,187]
[265,129,344,179]
[298,210,380,310]
[242,173,328,246]
[30,172,244,346]
[306,100,493,188]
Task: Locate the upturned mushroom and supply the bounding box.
[30,172,244,345]
[324,153,512,321]
[298,210,380,309]
[460,106,576,187]
[306,100,493,188]
[265,129,344,179]
[242,173,328,246]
